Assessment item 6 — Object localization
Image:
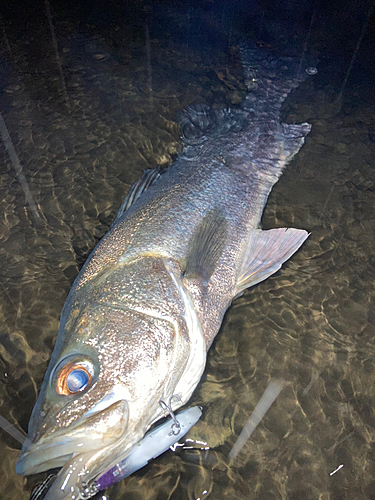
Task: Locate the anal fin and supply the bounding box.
[236,228,309,294]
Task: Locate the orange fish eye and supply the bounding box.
[54,357,96,396]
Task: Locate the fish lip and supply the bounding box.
[16,399,128,476]
[16,435,77,475]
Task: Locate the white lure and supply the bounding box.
[40,406,202,500]
[95,405,202,491]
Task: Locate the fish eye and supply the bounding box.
[67,368,90,392]
[52,356,96,396]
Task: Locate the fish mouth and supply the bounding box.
[16,400,128,476]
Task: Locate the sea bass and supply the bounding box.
[16,42,316,498]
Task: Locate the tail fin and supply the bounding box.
[239,42,317,115]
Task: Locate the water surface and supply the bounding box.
[0,1,374,499]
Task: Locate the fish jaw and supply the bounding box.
[16,399,128,476]
[42,450,105,500]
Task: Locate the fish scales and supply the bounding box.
[72,142,287,334]
[16,42,317,500]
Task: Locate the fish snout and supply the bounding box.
[16,399,128,476]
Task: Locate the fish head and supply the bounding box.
[16,299,191,495]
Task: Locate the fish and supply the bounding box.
[28,406,202,499]
[93,405,202,491]
[16,42,317,499]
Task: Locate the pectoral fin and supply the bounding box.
[236,228,309,294]
[184,209,228,282]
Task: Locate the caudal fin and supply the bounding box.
[239,42,318,115]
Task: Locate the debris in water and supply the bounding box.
[0,112,41,222]
[302,370,320,396]
[228,380,284,461]
[0,414,31,447]
[333,3,373,113]
[44,0,71,111]
[329,464,344,476]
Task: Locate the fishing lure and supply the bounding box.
[30,406,202,500]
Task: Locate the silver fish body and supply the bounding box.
[16,43,316,498]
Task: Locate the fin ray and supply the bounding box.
[111,167,165,227]
[185,209,229,282]
[236,228,309,293]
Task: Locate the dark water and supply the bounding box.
[0,1,374,499]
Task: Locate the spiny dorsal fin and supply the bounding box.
[184,209,229,282]
[111,167,164,227]
[236,228,309,294]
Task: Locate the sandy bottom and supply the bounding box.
[0,6,374,500]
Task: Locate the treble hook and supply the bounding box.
[159,394,183,436]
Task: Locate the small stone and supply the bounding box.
[334,143,347,154]
[226,90,243,105]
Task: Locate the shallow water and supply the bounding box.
[0,2,374,499]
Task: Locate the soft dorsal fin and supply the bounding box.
[111,167,164,227]
[184,209,229,282]
[236,228,309,294]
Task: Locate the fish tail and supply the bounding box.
[239,41,317,114]
[177,42,317,164]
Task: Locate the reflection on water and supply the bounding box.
[0,1,374,499]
